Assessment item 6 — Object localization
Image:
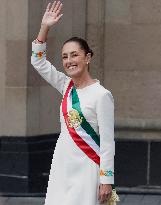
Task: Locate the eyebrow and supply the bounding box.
[62,51,78,56]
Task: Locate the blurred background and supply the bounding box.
[0,0,161,202]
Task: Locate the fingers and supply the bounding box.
[51,1,62,13]
[46,2,51,12]
[99,193,111,204]
[55,13,63,22]
[55,2,63,16]
[47,1,63,17]
[50,1,57,12]
[98,184,112,204]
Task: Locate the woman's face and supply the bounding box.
[62,41,90,78]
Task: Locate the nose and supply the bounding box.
[65,56,73,67]
[67,55,72,62]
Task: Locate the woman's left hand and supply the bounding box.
[98,184,112,204]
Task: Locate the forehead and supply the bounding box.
[62,41,83,54]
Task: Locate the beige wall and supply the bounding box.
[0,0,6,135]
[1,0,161,139]
[104,0,161,120]
[87,0,161,139]
[1,0,28,136]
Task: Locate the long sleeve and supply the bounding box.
[96,91,115,184]
[31,41,70,95]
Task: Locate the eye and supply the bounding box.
[62,56,67,59]
[72,53,78,57]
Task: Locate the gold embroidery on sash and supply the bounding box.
[67,109,83,129]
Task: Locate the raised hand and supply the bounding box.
[41,1,63,28]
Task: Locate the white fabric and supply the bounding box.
[31,42,115,205]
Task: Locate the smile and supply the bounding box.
[67,65,77,70]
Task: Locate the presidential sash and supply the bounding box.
[62,80,100,165]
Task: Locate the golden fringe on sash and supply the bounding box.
[107,189,120,205]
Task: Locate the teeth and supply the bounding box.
[68,65,77,70]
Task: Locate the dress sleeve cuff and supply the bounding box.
[32,41,46,52]
[32,41,46,59]
[100,169,114,184]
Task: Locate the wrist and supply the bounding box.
[41,23,50,31]
[100,184,112,186]
[36,38,45,44]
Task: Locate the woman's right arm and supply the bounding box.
[31,1,70,95]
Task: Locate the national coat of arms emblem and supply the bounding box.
[67,109,83,129]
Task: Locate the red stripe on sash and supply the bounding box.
[62,80,100,165]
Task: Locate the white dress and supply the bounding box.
[31,42,115,205]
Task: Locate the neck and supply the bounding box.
[72,72,95,89]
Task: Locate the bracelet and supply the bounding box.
[36,38,45,44]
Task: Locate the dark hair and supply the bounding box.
[63,37,94,57]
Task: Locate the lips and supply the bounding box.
[67,65,77,70]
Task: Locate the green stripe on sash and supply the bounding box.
[72,86,100,147]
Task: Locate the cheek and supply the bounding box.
[62,60,67,68]
[77,57,87,65]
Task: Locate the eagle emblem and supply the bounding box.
[67,109,83,129]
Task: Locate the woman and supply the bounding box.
[31,1,119,204]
